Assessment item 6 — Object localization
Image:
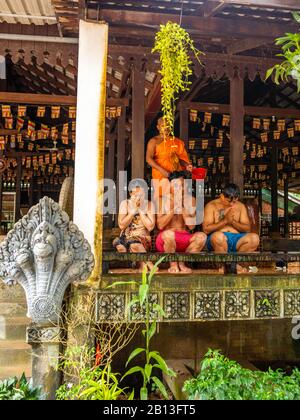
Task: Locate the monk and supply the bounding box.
[156,175,207,273]
[113,182,156,272]
[146,117,192,195]
[203,183,260,272]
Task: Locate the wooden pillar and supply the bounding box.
[107,136,115,181]
[117,105,126,211]
[230,75,244,198]
[73,20,108,283]
[211,182,216,199]
[0,151,3,233]
[271,145,279,235]
[106,135,116,228]
[15,156,22,222]
[258,182,263,213]
[0,175,2,233]
[179,103,189,148]
[284,177,289,238]
[0,55,6,91]
[37,182,42,201]
[29,177,34,207]
[132,62,145,180]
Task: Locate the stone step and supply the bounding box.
[0,316,30,341]
[0,340,31,366]
[0,364,31,381]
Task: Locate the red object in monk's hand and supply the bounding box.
[192,167,207,180]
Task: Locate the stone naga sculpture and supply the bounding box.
[0,197,94,325]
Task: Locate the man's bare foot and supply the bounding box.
[179,262,192,273]
[116,244,127,253]
[218,265,225,274]
[147,262,159,273]
[236,264,247,274]
[138,262,148,273]
[168,262,180,273]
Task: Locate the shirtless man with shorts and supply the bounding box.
[203,184,260,261]
[156,175,207,273]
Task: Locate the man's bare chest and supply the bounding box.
[214,206,241,223]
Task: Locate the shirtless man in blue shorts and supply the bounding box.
[203,184,259,269]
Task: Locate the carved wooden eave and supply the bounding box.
[200,53,281,81]
[107,44,280,80]
[0,40,78,69]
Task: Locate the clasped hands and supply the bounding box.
[128,196,146,215]
[223,206,237,225]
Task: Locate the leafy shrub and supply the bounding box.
[183,350,300,400]
[56,346,131,400]
[110,259,176,400]
[266,12,300,91]
[0,374,41,400]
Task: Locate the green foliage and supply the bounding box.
[121,258,176,400]
[183,350,300,400]
[266,12,300,91]
[0,373,42,400]
[152,22,204,136]
[56,345,129,400]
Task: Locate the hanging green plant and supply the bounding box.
[266,12,300,91]
[152,22,204,137]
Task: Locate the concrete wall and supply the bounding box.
[113,319,300,373]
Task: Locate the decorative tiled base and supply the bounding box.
[96,288,300,323]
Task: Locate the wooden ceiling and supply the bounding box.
[51,0,299,57]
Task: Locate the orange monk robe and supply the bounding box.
[152,137,190,180]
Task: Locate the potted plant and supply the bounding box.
[152,22,204,137]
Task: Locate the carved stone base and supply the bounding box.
[27,325,62,400]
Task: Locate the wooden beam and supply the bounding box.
[227,38,269,55]
[132,63,145,179]
[181,101,300,119]
[245,106,300,118]
[102,251,300,263]
[0,129,18,136]
[230,75,244,197]
[0,33,78,44]
[180,101,230,113]
[206,0,300,10]
[201,1,227,17]
[107,97,129,107]
[0,92,128,107]
[100,9,298,40]
[0,92,76,105]
[108,45,281,68]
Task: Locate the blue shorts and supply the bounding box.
[207,232,247,253]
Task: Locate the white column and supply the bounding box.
[74,20,108,279]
